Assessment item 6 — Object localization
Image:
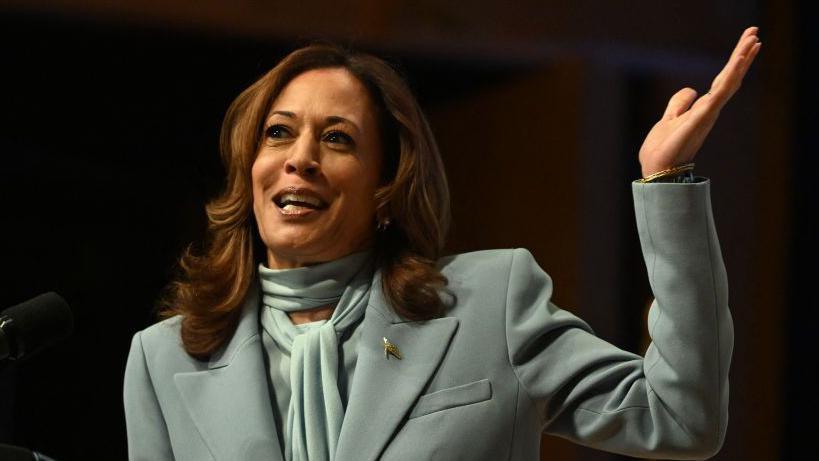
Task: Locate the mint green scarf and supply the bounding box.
[259,251,373,461]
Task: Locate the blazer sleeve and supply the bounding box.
[123,331,175,461]
[506,179,732,460]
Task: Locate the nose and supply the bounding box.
[284,137,321,177]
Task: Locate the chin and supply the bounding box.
[262,235,331,265]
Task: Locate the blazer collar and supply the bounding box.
[174,271,459,461]
[334,271,460,461]
[174,281,285,461]
[208,281,264,369]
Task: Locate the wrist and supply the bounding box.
[651,169,697,183]
[637,163,696,183]
[641,164,678,178]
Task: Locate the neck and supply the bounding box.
[265,240,375,270]
[288,304,335,325]
[258,249,374,319]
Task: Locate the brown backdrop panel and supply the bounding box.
[428,62,621,461]
[429,63,583,310]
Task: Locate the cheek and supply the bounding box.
[252,153,280,191]
[251,158,275,222]
[341,173,379,225]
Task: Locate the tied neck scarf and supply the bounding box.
[259,250,374,461]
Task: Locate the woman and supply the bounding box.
[124,28,761,461]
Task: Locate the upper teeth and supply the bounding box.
[279,193,322,207]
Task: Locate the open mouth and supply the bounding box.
[272,187,329,215]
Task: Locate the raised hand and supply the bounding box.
[638,27,761,178]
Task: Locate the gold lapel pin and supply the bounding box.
[383,337,402,360]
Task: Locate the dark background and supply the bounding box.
[0,1,814,460]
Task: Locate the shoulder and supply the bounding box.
[136,315,184,354]
[127,315,205,376]
[436,248,550,312]
[438,248,516,267]
[437,248,544,283]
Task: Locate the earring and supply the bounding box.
[376,217,392,231]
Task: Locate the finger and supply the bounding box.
[741,41,762,72]
[728,34,761,76]
[663,87,698,119]
[711,27,760,90]
[711,34,759,93]
[709,28,759,88]
[731,26,759,57]
[701,35,760,111]
[732,41,762,85]
[715,29,758,89]
[714,38,760,101]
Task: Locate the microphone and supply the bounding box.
[0,443,58,460]
[0,292,73,363]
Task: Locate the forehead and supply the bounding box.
[269,67,375,120]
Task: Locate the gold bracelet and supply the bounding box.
[638,163,695,183]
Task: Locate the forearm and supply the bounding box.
[510,179,732,460]
[632,178,733,453]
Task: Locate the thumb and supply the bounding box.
[662,87,698,119]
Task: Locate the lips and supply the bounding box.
[272,187,329,215]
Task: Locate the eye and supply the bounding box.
[265,124,292,139]
[323,130,354,146]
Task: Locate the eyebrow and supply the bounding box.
[267,111,360,132]
[269,110,296,118]
[326,115,358,130]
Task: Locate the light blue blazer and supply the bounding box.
[124,180,731,460]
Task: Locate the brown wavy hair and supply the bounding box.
[160,43,452,360]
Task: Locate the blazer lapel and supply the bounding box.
[174,283,284,461]
[335,273,459,461]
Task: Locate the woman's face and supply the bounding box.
[252,67,383,269]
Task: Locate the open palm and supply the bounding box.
[639,27,761,177]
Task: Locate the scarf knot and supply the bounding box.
[259,250,373,461]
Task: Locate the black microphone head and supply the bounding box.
[0,443,34,461]
[2,292,73,361]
